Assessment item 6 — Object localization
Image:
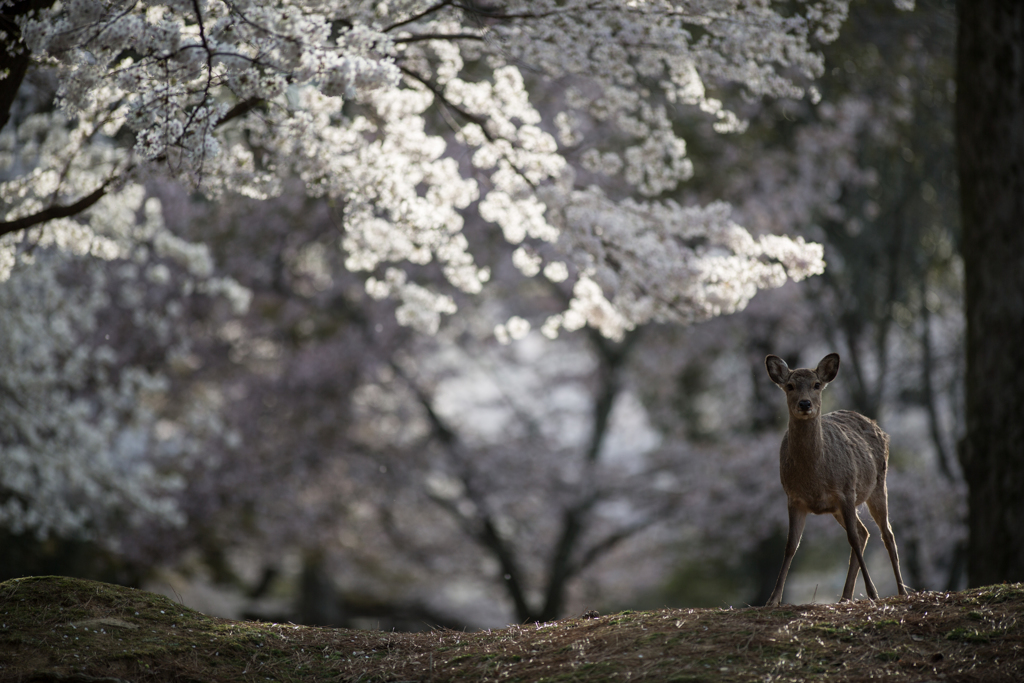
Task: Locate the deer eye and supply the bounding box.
[786,384,795,391]
[814,382,822,390]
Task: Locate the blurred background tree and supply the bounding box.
[956,0,1024,587]
[0,0,984,629]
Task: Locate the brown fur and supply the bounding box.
[764,353,908,606]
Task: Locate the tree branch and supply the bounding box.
[393,32,485,43]
[537,499,593,621]
[920,276,956,482]
[570,515,661,578]
[453,1,605,22]
[0,95,263,239]
[0,183,113,238]
[219,97,265,127]
[397,64,492,138]
[382,0,455,32]
[536,328,638,621]
[393,361,536,622]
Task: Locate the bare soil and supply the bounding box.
[1,575,1022,682]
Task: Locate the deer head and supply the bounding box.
[765,353,840,421]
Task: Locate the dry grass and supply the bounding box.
[1,575,1022,682]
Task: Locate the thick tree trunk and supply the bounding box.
[956,0,1024,586]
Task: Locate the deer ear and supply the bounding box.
[765,355,791,386]
[816,353,840,384]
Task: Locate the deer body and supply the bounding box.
[765,353,908,607]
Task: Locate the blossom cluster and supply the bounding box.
[0,186,248,540]
[3,0,851,338]
[541,191,825,340]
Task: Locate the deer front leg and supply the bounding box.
[766,503,807,607]
[840,500,878,600]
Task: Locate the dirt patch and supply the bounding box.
[1,576,1022,682]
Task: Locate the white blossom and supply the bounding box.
[540,189,825,336]
[543,261,570,284]
[494,315,531,345]
[0,190,249,540]
[511,247,543,278]
[2,0,846,340]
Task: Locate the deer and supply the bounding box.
[764,352,908,607]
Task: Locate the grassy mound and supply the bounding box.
[1,575,1022,681]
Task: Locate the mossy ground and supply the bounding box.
[2,576,1022,682]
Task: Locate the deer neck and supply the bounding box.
[787,414,824,463]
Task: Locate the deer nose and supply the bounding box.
[798,400,812,412]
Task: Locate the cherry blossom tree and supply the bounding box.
[0,0,843,555]
[1,0,966,623]
[137,184,697,626]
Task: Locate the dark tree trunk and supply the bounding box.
[0,0,54,132]
[956,0,1024,586]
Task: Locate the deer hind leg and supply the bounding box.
[834,504,878,601]
[832,509,869,600]
[867,483,908,596]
